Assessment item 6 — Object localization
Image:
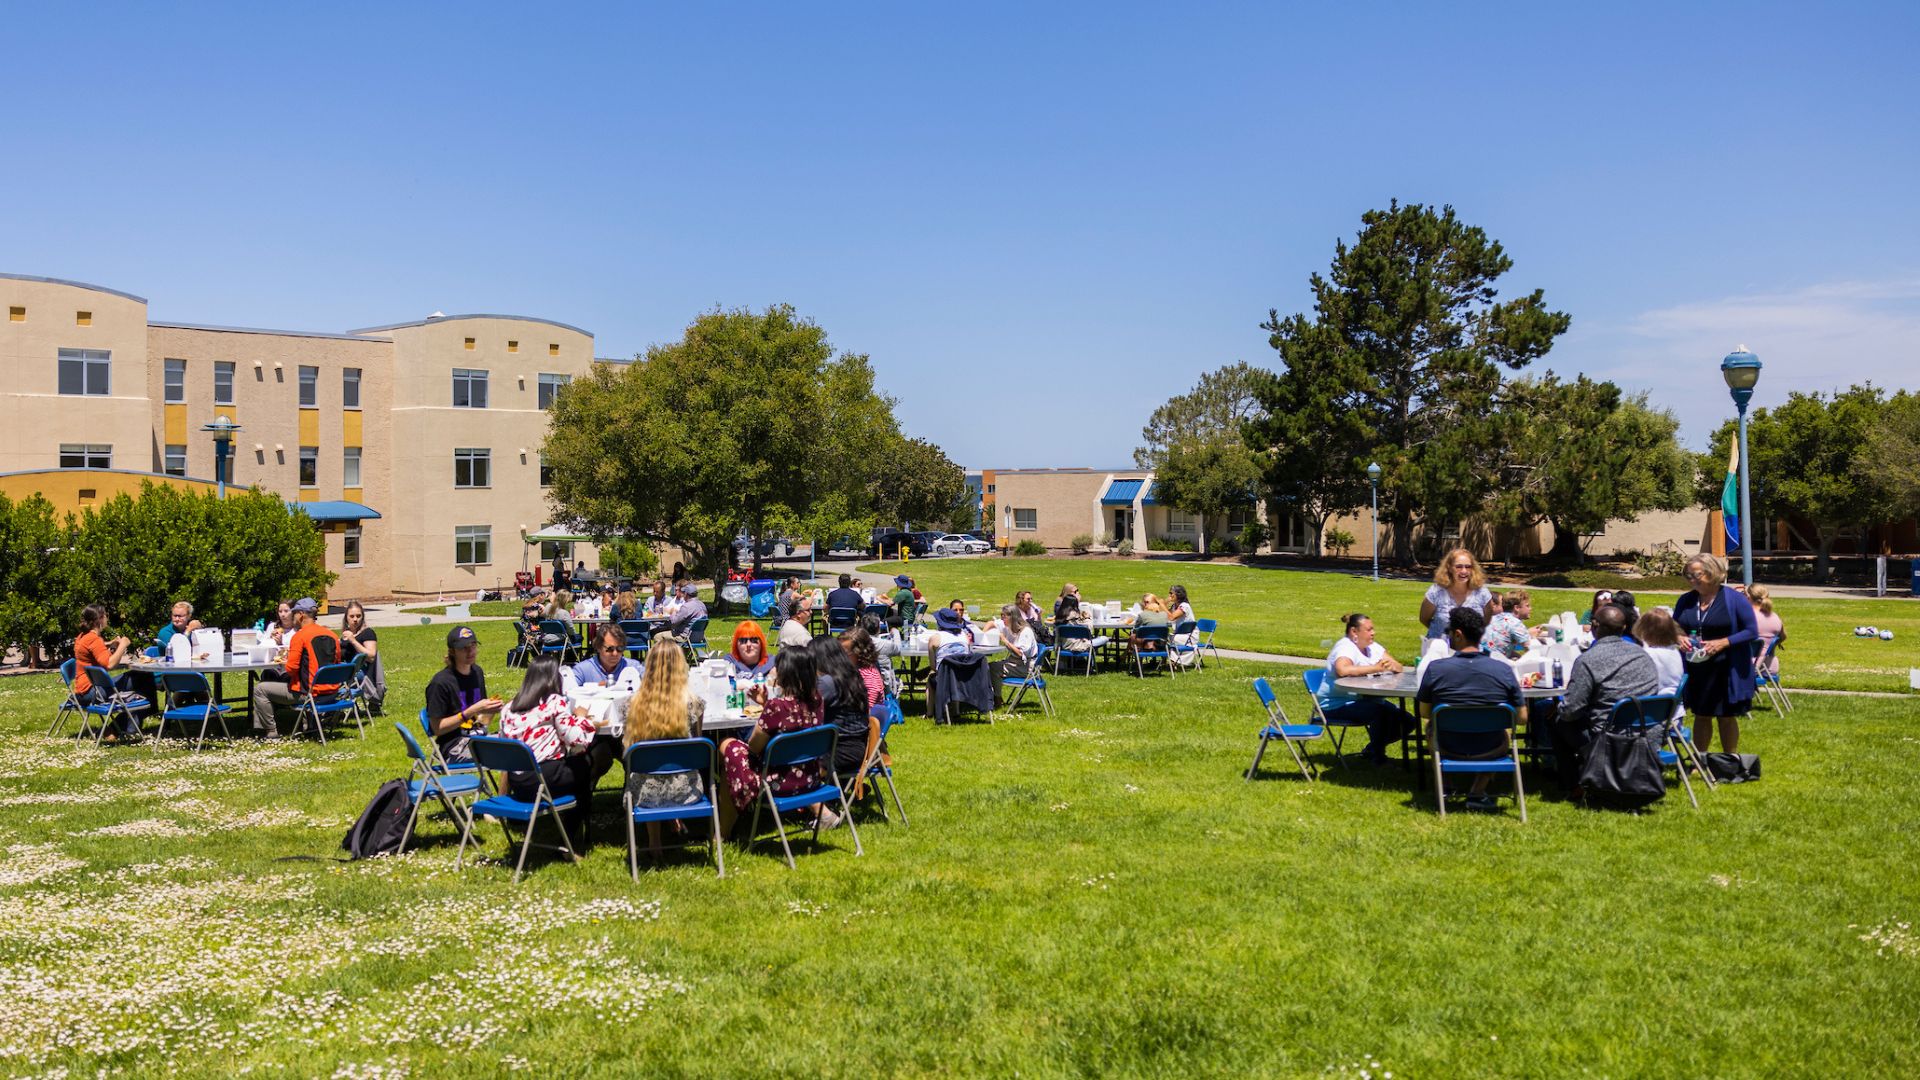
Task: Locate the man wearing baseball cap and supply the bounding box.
[250,597,342,738]
[426,625,504,764]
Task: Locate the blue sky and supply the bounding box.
[5,2,1916,468]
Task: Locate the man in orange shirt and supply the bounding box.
[250,597,340,738]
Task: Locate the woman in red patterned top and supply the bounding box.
[720,648,832,832]
[498,658,616,847]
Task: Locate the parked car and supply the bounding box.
[869,529,938,557]
[932,533,992,556]
[733,535,795,559]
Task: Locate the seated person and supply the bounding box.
[1610,590,1642,643]
[1481,590,1543,659]
[1579,589,1615,629]
[609,589,638,623]
[858,614,903,698]
[1635,609,1685,694]
[719,649,835,835]
[570,623,642,689]
[1416,607,1522,812]
[1554,604,1660,790]
[642,579,674,618]
[499,658,614,848]
[156,601,203,649]
[545,592,575,628]
[71,604,141,740]
[1318,613,1411,766]
[779,595,816,649]
[1129,593,1170,652]
[808,636,872,791]
[840,627,890,708]
[825,574,865,621]
[727,621,774,679]
[1054,583,1088,624]
[661,584,707,641]
[339,600,385,710]
[264,600,296,646]
[987,604,1039,704]
[891,575,917,617]
[1014,590,1047,634]
[622,645,703,857]
[775,579,800,626]
[249,597,341,740]
[426,626,506,764]
[928,607,975,665]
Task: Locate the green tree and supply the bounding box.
[1135,362,1264,553]
[1700,385,1887,581]
[1262,202,1571,561]
[543,305,920,574]
[1855,390,1920,527]
[870,436,969,532]
[1488,375,1693,561]
[1245,324,1371,555]
[0,493,77,664]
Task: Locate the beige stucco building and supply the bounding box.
[0,272,601,598]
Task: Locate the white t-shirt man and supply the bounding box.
[778,618,812,650]
[1320,637,1387,709]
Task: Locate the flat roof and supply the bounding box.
[986,467,1142,475]
[151,321,392,343]
[348,313,594,337]
[0,272,147,305]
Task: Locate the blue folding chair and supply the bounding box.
[850,697,908,825]
[537,619,575,664]
[622,738,725,878]
[743,725,863,868]
[1050,625,1100,676]
[1428,703,1526,821]
[151,670,232,752]
[1130,625,1171,677]
[1302,669,1374,768]
[1755,638,1792,714]
[293,662,361,743]
[394,722,485,850]
[1606,694,1700,809]
[863,603,894,625]
[619,620,654,662]
[1664,673,1715,791]
[457,735,580,883]
[1170,619,1202,669]
[683,616,713,662]
[415,707,483,777]
[73,664,151,745]
[49,659,86,738]
[143,645,162,659]
[1195,618,1222,665]
[825,607,858,634]
[1002,645,1055,718]
[1246,676,1323,782]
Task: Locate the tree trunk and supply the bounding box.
[1548,520,1586,563]
[1814,529,1838,583]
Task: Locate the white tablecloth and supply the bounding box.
[567,686,634,736]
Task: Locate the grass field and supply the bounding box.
[1,559,1917,1077]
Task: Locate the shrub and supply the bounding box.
[1238,520,1269,552]
[1324,527,1356,556]
[1093,531,1112,549]
[1014,539,1047,556]
[1148,538,1196,553]
[1632,547,1689,579]
[1115,539,1135,556]
[600,537,658,578]
[1069,533,1094,555]
[1526,569,1690,592]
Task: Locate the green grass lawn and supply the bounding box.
[1,569,1917,1077]
[862,556,1920,693]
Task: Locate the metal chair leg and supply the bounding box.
[1246,734,1271,780]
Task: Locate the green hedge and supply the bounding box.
[0,484,334,663]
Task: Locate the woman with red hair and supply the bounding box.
[725,620,774,679]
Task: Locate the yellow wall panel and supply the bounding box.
[163,404,188,445]
[298,489,319,503]
[298,409,320,445]
[342,487,364,503]
[342,410,362,448]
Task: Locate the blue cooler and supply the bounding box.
[748,579,778,617]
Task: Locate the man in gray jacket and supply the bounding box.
[1553,604,1659,788]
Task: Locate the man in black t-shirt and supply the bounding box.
[1416,607,1522,811]
[425,626,504,763]
[825,573,864,622]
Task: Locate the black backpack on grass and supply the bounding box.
[341,780,411,859]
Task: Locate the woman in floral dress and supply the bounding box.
[720,648,837,832]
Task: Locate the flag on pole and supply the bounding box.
[1721,440,1741,552]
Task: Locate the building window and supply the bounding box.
[1167,511,1196,535]
[1013,508,1037,531]
[214,361,235,405]
[537,373,571,409]
[548,343,560,356]
[298,365,318,407]
[507,340,519,353]
[299,446,318,488]
[452,368,488,408]
[75,311,91,326]
[343,447,362,488]
[539,540,574,563]
[163,445,187,477]
[6,306,22,322]
[463,337,475,351]
[342,367,361,409]
[539,453,554,487]
[164,359,186,403]
[454,525,491,566]
[57,349,111,396]
[454,447,491,488]
[343,527,362,567]
[59,444,112,469]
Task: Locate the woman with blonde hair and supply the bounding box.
[610,589,638,623]
[1674,553,1758,754]
[622,644,703,856]
[1418,548,1496,640]
[1748,584,1785,676]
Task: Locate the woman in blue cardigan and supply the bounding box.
[1673,553,1758,754]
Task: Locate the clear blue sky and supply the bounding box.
[6,2,1916,468]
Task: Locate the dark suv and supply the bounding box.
[870,529,938,557]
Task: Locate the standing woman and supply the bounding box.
[1418,549,1497,641]
[1673,554,1758,754]
[339,601,385,712]
[1749,584,1786,676]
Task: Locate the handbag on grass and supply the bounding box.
[1578,725,1667,809]
[1702,752,1761,784]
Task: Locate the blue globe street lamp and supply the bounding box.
[1366,462,1382,582]
[1721,347,1762,588]
[201,416,242,500]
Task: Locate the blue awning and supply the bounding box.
[1101,479,1146,506]
[1142,482,1160,506]
[289,500,382,523]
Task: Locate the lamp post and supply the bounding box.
[201,416,242,500]
[1720,347,1762,588]
[1366,462,1382,582]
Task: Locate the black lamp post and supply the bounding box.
[201,416,243,500]
[1720,347,1762,588]
[1366,462,1382,582]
